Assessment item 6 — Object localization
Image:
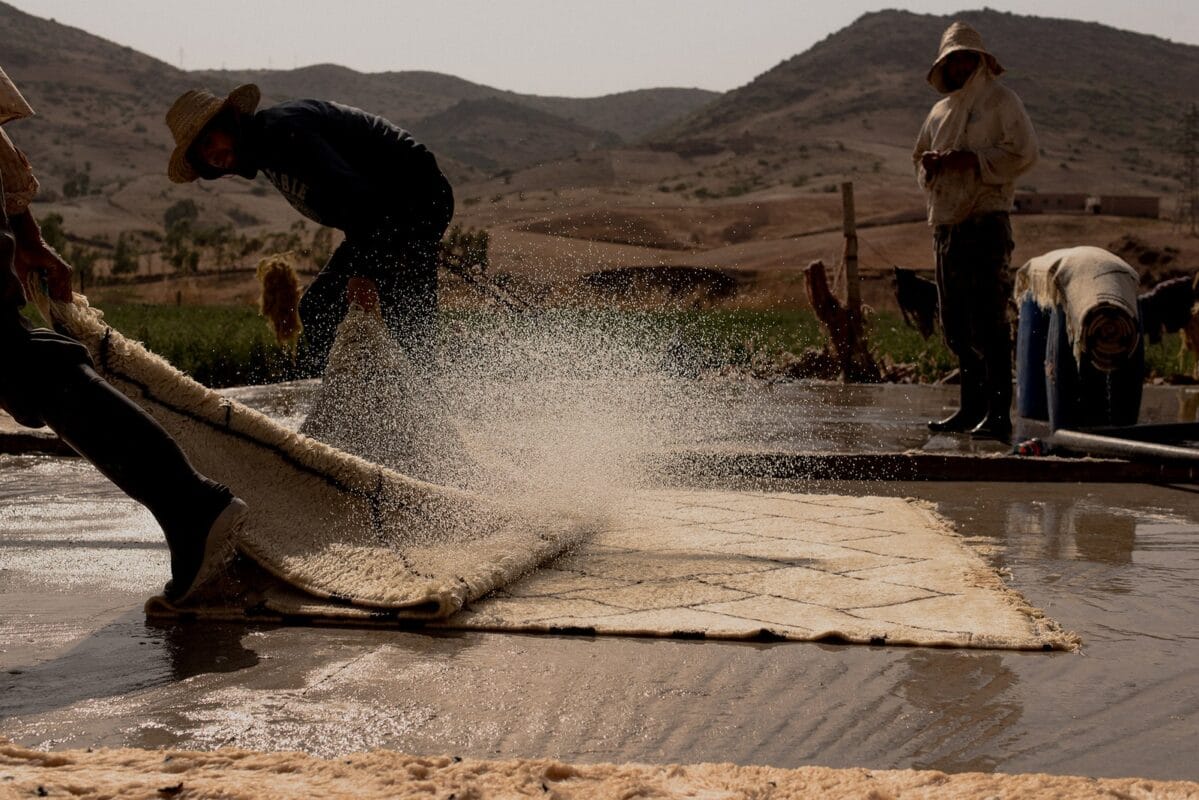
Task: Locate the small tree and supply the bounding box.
[163,199,199,231]
[67,244,98,290]
[111,232,139,275]
[62,163,92,198]
[439,225,489,275]
[38,213,68,252]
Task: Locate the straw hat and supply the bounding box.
[165,84,260,183]
[927,22,1004,93]
[0,66,35,125]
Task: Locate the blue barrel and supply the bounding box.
[1016,293,1051,421]
[1046,305,1143,431]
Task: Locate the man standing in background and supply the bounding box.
[914,21,1038,442]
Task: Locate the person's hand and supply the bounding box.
[21,243,74,302]
[937,149,979,174]
[10,212,73,302]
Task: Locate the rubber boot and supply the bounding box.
[971,349,1013,442]
[35,361,244,598]
[928,363,985,432]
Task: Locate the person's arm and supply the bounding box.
[913,115,939,188]
[975,90,1038,186]
[2,126,71,302]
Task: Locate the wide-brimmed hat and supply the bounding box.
[165,84,260,183]
[927,22,1004,93]
[0,65,35,125]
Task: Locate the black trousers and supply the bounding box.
[0,315,227,535]
[934,212,1014,418]
[298,179,454,372]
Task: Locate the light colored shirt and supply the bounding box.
[912,67,1038,226]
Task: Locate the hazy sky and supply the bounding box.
[10,0,1198,96]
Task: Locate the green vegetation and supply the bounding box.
[100,305,309,387]
[31,304,1194,390]
[664,309,955,381]
[1146,334,1195,380]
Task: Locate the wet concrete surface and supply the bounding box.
[222,378,1199,455]
[2,384,1198,779]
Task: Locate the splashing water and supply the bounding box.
[300,304,739,539]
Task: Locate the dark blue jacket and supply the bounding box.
[243,100,450,239]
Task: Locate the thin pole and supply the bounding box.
[841,181,861,319]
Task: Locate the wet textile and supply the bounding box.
[148,489,1077,652]
[1015,246,1141,366]
[913,65,1037,225]
[50,294,583,619]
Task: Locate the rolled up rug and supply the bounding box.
[1082,303,1139,371]
[1015,245,1141,368]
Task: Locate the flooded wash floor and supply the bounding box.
[1,384,1197,780]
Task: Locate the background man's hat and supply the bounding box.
[927,21,1004,92]
[165,84,260,183]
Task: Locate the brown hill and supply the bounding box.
[199,66,716,144]
[0,1,714,201]
[654,8,1198,196]
[5,1,1197,315]
[413,98,619,172]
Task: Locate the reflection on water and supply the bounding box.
[153,621,261,681]
[1002,500,1137,570]
[896,650,1021,773]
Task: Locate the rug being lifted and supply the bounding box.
[50,296,593,620]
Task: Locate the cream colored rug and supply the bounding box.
[51,297,590,620]
[445,489,1075,650]
[149,488,1074,652]
[4,741,1193,800]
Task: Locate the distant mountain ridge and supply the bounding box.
[0,0,716,191]
[3,1,1193,241]
[654,8,1198,193]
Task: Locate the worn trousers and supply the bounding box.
[0,314,227,535]
[298,179,454,373]
[1,171,226,544]
[934,212,1014,418]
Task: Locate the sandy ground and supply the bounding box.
[4,740,1199,799]
[84,200,1197,312]
[1,383,1198,782]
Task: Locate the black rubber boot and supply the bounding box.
[928,364,985,432]
[162,491,247,604]
[32,362,247,602]
[970,412,1012,442]
[971,343,1014,442]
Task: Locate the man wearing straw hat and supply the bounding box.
[0,66,247,603]
[164,85,453,371]
[914,21,1038,442]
